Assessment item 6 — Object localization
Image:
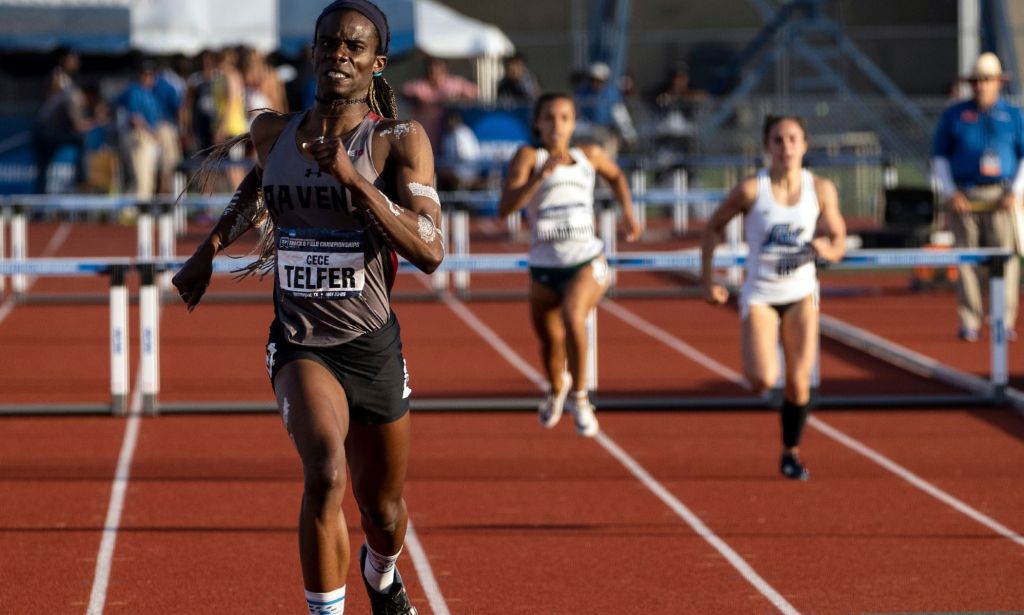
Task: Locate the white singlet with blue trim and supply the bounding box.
[526,147,604,268]
[740,168,820,311]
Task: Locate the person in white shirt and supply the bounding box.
[499,92,640,437]
[700,115,846,480]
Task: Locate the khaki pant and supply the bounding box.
[126,128,159,199]
[952,204,1019,331]
[155,121,181,192]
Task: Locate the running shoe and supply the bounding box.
[780,453,810,481]
[566,391,599,437]
[360,544,418,615]
[538,373,572,428]
[957,327,980,342]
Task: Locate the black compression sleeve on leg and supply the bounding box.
[781,399,810,448]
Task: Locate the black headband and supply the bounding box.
[315,0,390,55]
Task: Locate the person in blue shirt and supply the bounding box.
[117,61,163,198]
[152,61,184,194]
[932,52,1024,342]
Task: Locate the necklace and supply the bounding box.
[315,95,369,115]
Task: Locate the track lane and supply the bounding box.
[405,412,790,614]
[93,414,418,613]
[0,417,126,612]
[599,411,1024,613]
[456,293,1024,612]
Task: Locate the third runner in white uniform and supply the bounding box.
[700,115,846,480]
[499,92,641,437]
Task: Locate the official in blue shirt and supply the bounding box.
[931,52,1024,342]
[117,61,162,198]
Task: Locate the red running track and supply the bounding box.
[2,221,1024,613]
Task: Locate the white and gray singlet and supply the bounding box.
[525,147,604,268]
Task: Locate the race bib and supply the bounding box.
[759,245,813,279]
[536,203,594,241]
[277,228,365,299]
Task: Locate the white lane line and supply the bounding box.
[439,292,547,389]
[404,520,452,615]
[0,222,72,325]
[600,299,751,390]
[87,368,144,614]
[809,416,1024,548]
[607,299,1024,549]
[595,432,800,614]
[438,290,798,614]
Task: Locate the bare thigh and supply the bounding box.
[779,294,818,403]
[742,304,781,393]
[274,359,350,471]
[346,415,412,517]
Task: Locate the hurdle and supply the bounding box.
[1,248,1015,415]
[0,258,132,415]
[146,247,1014,414]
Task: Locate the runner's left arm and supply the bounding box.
[812,177,846,263]
[583,144,641,242]
[305,120,444,274]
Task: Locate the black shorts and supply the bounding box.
[265,313,411,425]
[529,257,598,296]
[770,301,799,319]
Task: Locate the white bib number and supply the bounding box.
[759,246,812,280]
[536,203,594,242]
[277,228,365,299]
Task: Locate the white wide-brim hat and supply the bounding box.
[967,52,1009,80]
[588,62,611,81]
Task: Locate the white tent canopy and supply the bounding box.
[0,0,277,54]
[409,0,514,58]
[278,0,513,58]
[130,0,277,55]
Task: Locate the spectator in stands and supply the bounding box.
[496,52,540,106]
[401,56,478,150]
[652,62,707,155]
[213,46,249,187]
[182,50,219,157]
[116,61,162,199]
[153,60,184,194]
[437,108,484,191]
[81,85,118,193]
[572,61,635,153]
[932,52,1024,342]
[32,48,91,193]
[573,61,612,128]
[654,62,707,111]
[240,46,288,119]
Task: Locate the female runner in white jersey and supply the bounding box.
[700,115,846,480]
[499,92,641,437]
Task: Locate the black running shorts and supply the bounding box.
[265,313,411,425]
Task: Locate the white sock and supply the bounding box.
[363,542,402,592]
[306,586,346,614]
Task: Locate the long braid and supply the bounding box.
[370,75,398,119]
[368,4,397,119]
